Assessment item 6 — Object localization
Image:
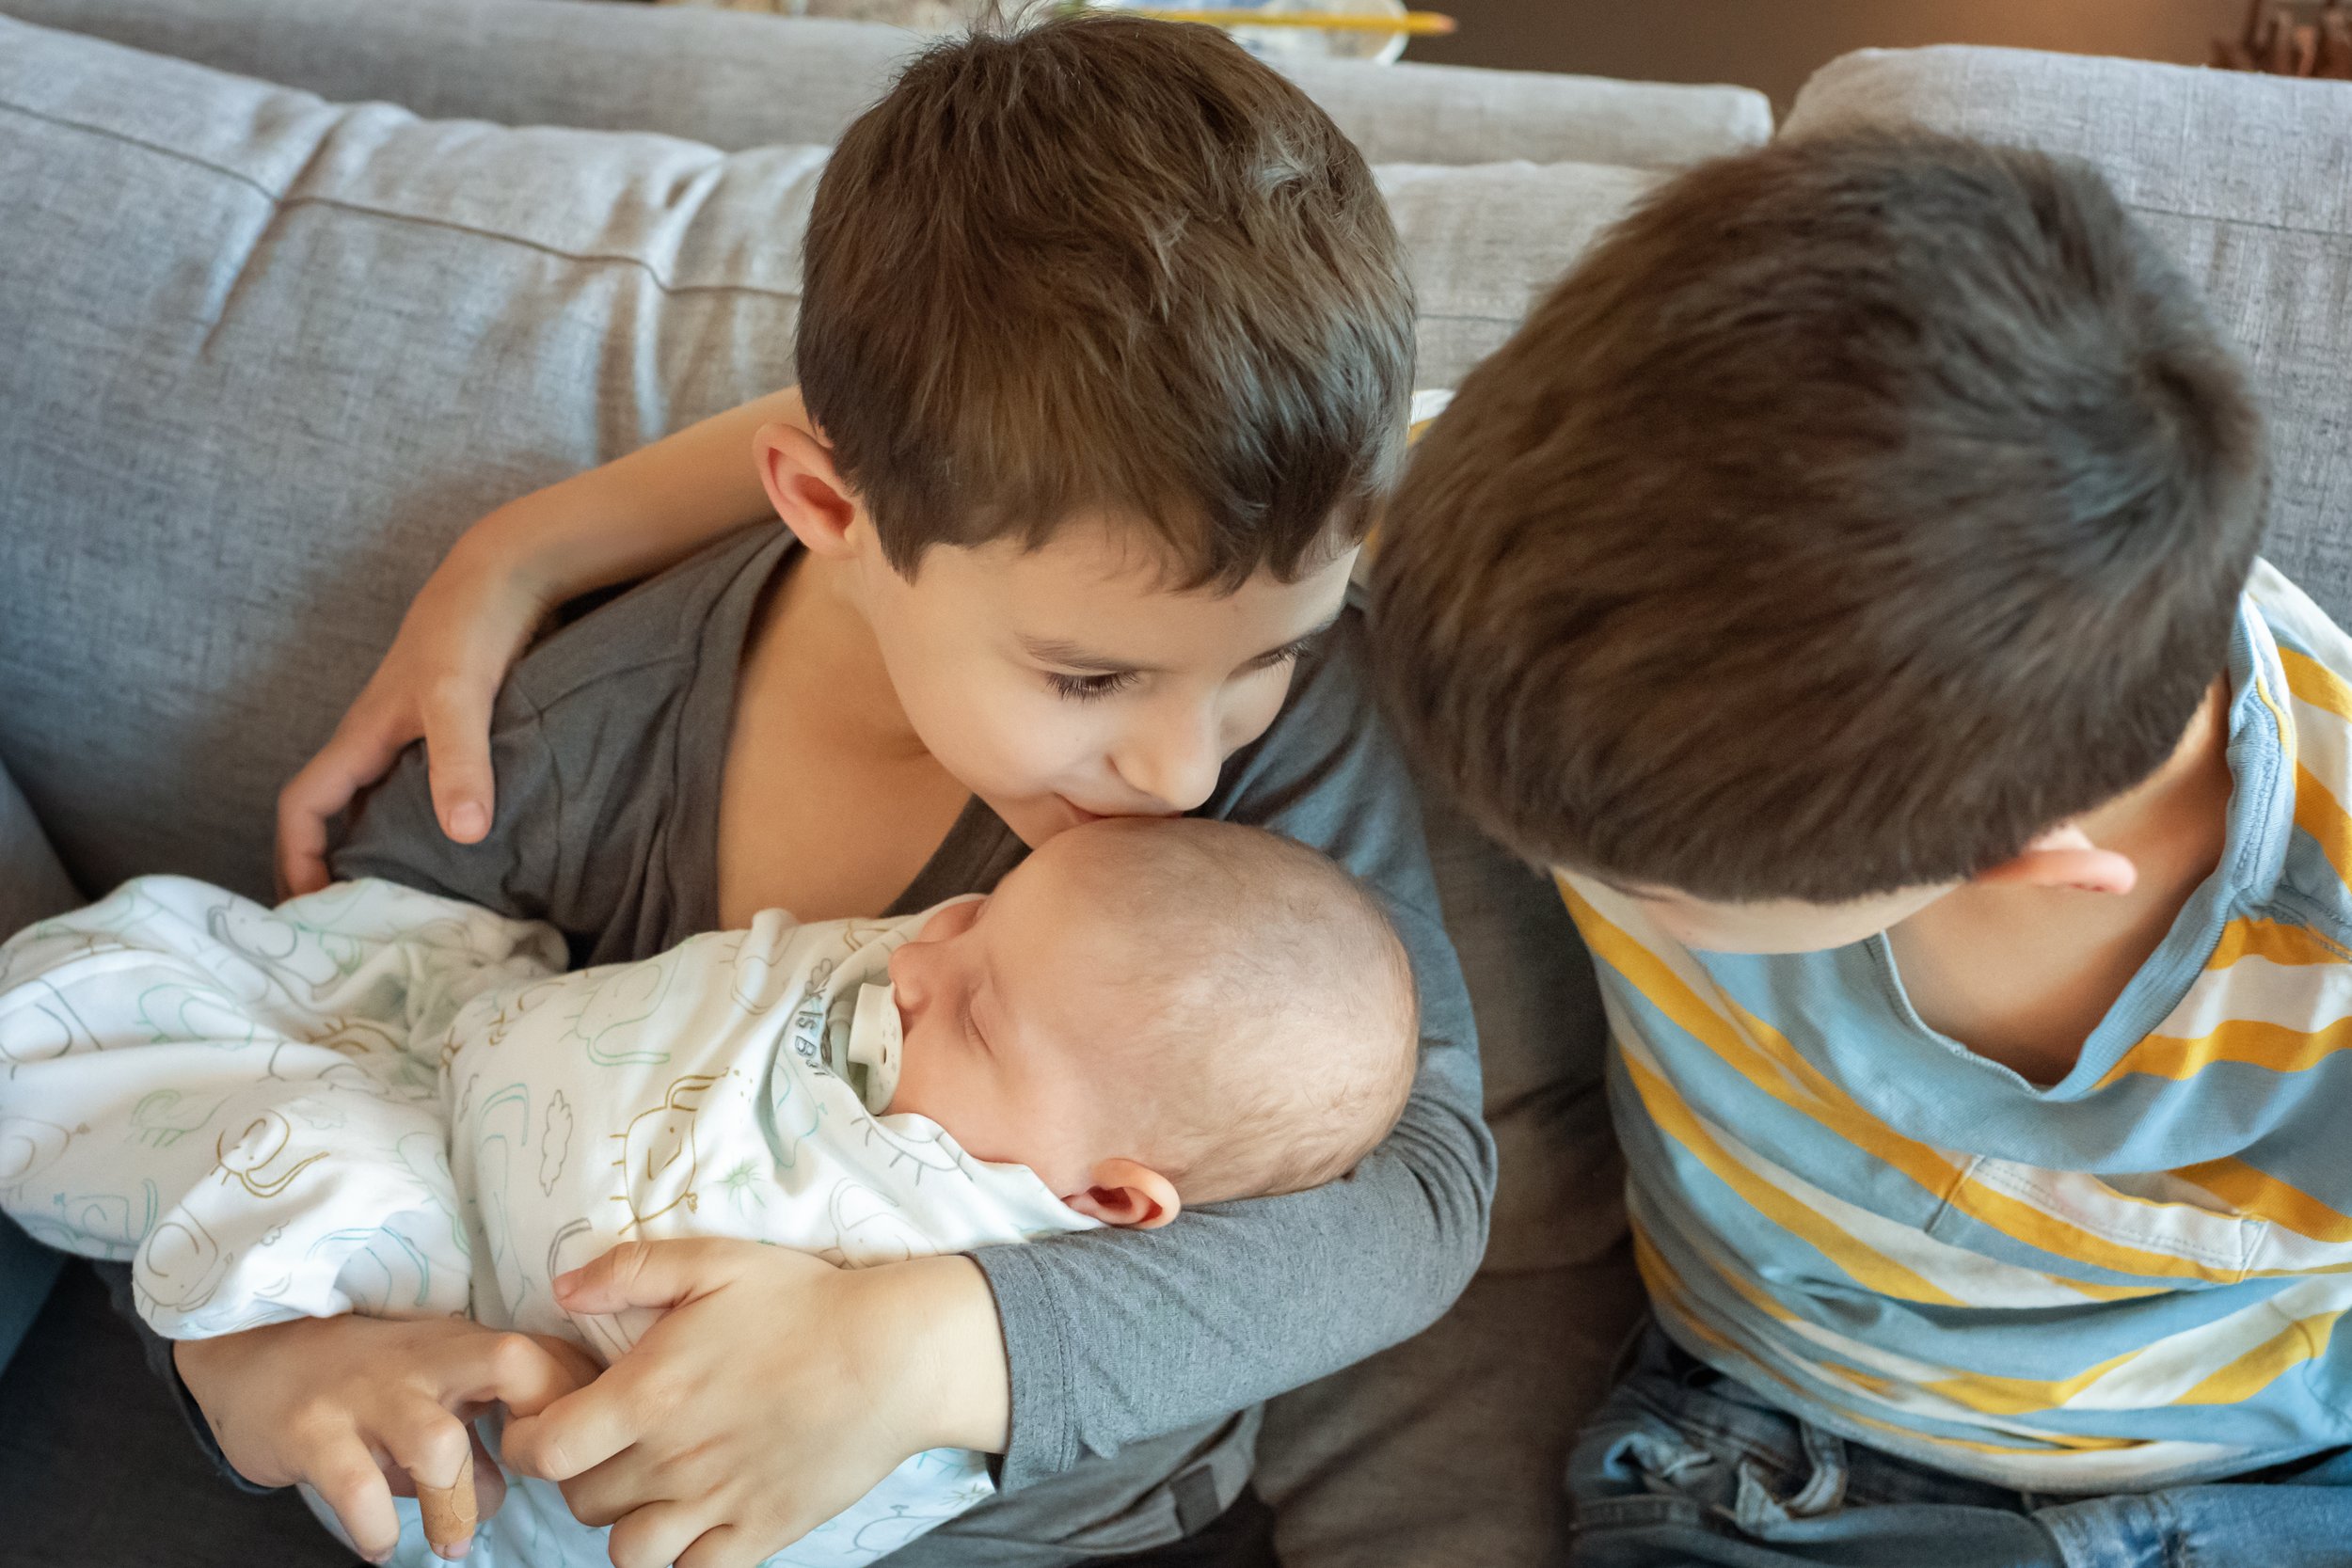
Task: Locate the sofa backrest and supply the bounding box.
[1786,46,2352,629]
[0,0,1772,169]
[0,16,1692,902]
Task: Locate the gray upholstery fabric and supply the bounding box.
[1256,1250,1642,1568]
[0,0,1772,169]
[1245,789,1634,1568]
[1785,47,2352,626]
[0,752,79,938]
[0,18,818,900]
[1381,160,1665,401]
[0,752,76,1372]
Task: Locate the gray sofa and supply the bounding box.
[2,3,2349,1564]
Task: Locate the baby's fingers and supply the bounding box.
[309,1435,403,1564]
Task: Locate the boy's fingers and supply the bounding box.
[469,1427,509,1524]
[499,1384,639,1484]
[276,723,406,896]
[439,1330,596,1415]
[675,1522,761,1568]
[421,679,498,843]
[310,1436,403,1564]
[381,1403,481,1559]
[605,1499,714,1568]
[500,1335,603,1418]
[415,1446,479,1560]
[554,1238,728,1315]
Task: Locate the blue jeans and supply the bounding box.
[1570,1323,2352,1568]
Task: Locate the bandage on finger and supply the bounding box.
[415,1447,480,1557]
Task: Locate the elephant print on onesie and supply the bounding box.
[215,1109,328,1201]
[473,975,572,1055]
[0,1118,158,1259]
[0,978,103,1070]
[611,1071,736,1234]
[561,953,678,1069]
[138,1205,231,1318]
[0,1116,76,1196]
[205,900,356,1004]
[469,1080,535,1319]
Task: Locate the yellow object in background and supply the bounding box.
[1106,7,1456,36]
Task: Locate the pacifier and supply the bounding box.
[831,982,904,1114]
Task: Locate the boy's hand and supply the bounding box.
[176,1314,598,1561]
[276,536,551,897]
[501,1240,1009,1568]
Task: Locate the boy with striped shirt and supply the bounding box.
[1375,130,2352,1565]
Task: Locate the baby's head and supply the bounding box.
[884,818,1417,1227]
[1375,129,2268,955]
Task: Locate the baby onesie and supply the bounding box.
[0,877,1090,1568]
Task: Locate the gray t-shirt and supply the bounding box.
[331,524,1493,1560]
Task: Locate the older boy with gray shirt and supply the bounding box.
[156,16,1490,1568]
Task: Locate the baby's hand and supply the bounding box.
[176,1315,597,1561]
[501,1239,1009,1568]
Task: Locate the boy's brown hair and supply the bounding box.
[798,13,1414,591]
[1373,130,2267,903]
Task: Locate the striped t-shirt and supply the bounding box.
[1566,561,2352,1491]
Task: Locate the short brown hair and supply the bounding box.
[798,13,1414,590]
[1374,131,2267,903]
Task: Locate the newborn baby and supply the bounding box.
[0,817,1417,1568]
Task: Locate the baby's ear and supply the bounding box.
[1063,1160,1182,1229]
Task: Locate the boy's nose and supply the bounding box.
[1115,718,1222,814]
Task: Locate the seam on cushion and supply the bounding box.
[199,109,345,356]
[0,97,802,302]
[2123,198,2352,244]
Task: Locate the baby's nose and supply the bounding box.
[886,943,925,1008]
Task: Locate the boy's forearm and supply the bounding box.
[977,1006,1493,1486]
[479,387,805,605]
[876,1253,1014,1455]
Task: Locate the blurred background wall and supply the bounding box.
[1403,1,2253,108]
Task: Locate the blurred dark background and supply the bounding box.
[1402,1,2253,109]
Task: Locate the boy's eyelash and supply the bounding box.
[1042,641,1307,703]
[1045,669,1142,702]
[1262,641,1311,671]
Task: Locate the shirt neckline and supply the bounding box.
[672,527,1024,938]
[1857,599,2294,1101]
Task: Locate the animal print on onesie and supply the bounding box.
[0,877,1093,1568]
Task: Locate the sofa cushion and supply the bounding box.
[0,753,79,940]
[1381,160,1665,408]
[0,0,1772,169]
[1784,46,2352,628]
[0,16,1665,902]
[0,752,78,1371]
[0,18,818,899]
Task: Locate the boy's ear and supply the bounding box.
[754,420,863,559]
[1062,1159,1183,1230]
[1972,824,2138,897]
